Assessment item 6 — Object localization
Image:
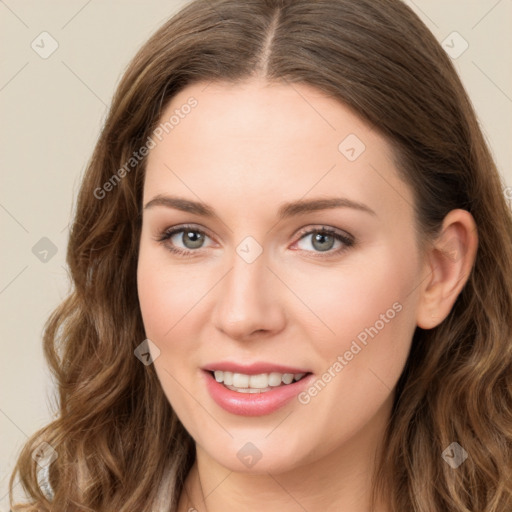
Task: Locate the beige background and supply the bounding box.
[1,0,511,508]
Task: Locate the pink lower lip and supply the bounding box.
[203,370,314,417]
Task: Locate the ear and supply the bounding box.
[416,209,478,329]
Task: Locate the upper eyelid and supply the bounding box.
[160,224,214,241]
[295,225,352,240]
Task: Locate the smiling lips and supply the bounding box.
[202,361,311,392]
[212,370,307,392]
[202,362,313,416]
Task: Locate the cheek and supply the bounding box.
[292,250,417,441]
[349,250,419,377]
[292,242,417,352]
[292,245,419,418]
[137,248,205,415]
[137,245,206,342]
[137,260,174,341]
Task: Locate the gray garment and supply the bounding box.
[37,462,175,510]
[37,464,54,501]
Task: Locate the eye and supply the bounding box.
[156,224,213,256]
[156,224,355,258]
[293,226,354,257]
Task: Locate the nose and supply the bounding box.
[211,246,287,341]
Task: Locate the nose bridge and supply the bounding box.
[212,241,285,339]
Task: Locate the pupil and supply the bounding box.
[313,233,334,252]
[184,230,204,248]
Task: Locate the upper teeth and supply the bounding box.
[214,371,306,389]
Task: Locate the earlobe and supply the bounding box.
[416,209,478,329]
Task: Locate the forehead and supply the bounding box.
[155,79,375,154]
[143,79,414,222]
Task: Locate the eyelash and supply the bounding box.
[155,224,355,258]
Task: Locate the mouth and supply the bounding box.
[203,368,315,416]
[207,369,312,394]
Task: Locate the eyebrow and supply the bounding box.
[143,194,376,219]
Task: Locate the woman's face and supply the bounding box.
[137,79,425,473]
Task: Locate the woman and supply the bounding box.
[9,0,512,511]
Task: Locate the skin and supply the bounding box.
[137,79,478,511]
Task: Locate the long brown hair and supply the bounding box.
[10,0,512,510]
